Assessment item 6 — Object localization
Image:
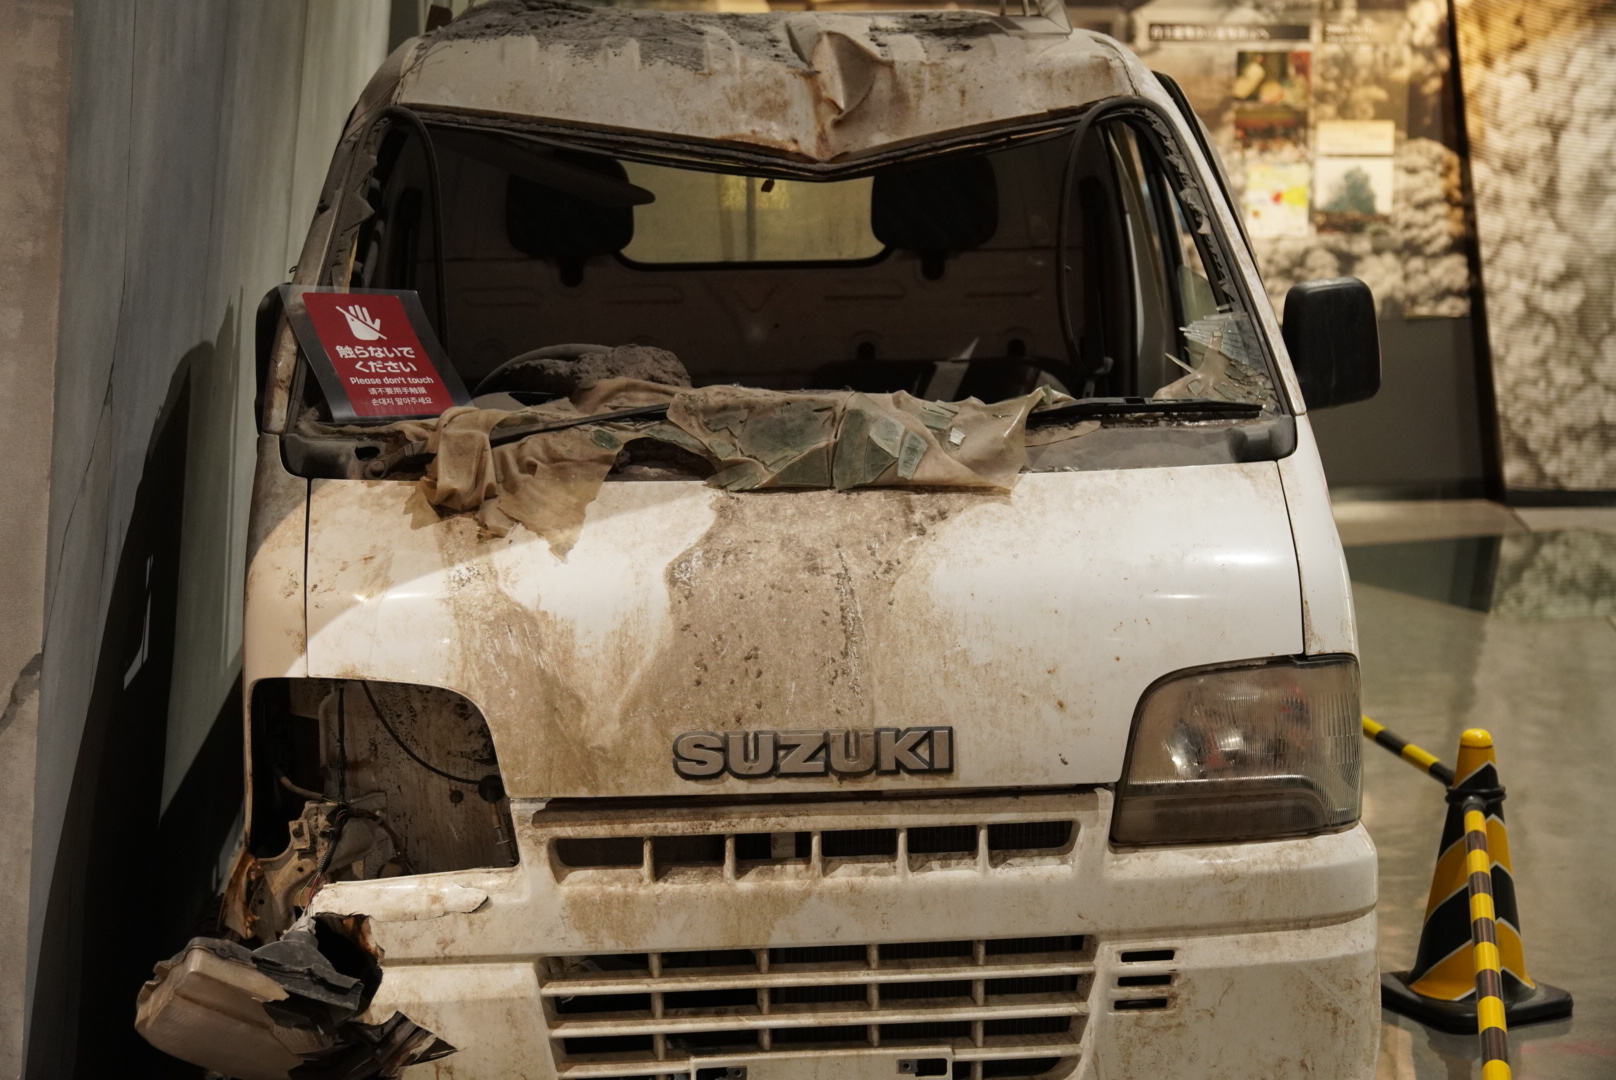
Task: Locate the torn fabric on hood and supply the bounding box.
[309,380,1067,557]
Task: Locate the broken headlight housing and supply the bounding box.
[1112,656,1361,845]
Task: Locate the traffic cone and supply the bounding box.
[1381,729,1572,1033]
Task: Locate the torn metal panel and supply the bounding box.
[239,799,398,944]
[135,926,455,1080]
[135,940,305,1080]
[231,685,514,941]
[1277,416,1358,656]
[392,3,1138,164]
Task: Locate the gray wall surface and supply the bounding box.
[20,2,389,1073]
[0,1,74,1074]
[1312,315,1492,496]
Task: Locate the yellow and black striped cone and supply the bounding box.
[1381,729,1572,1033]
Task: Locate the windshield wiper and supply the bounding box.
[1028,397,1264,425]
[490,398,1259,443]
[489,404,670,446]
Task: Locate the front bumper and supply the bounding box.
[308,792,1378,1079]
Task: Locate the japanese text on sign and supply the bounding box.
[291,290,465,419]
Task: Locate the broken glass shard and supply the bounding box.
[897,430,927,479]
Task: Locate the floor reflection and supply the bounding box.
[1345,529,1616,620]
[1342,512,1616,1080]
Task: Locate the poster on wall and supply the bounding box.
[1314,156,1395,231]
[1132,0,1473,318]
[1316,118,1397,156]
[1232,50,1312,154]
[1243,162,1313,236]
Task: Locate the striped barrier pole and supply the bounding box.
[1461,794,1512,1080]
[1361,716,1457,786]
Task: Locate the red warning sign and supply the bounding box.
[283,287,468,420]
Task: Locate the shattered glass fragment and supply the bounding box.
[868,414,905,458]
[1181,310,1254,364]
[644,422,710,457]
[917,400,960,433]
[1153,311,1276,407]
[319,373,1057,545]
[833,397,899,489]
[705,410,746,433]
[773,443,833,487]
[736,401,837,471]
[712,461,765,490]
[897,429,927,479]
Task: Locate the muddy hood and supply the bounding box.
[304,465,1303,798]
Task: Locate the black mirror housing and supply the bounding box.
[255,284,286,430]
[1282,277,1381,409]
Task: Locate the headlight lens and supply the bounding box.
[1112,656,1361,845]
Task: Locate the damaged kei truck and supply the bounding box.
[134,1,1386,1077]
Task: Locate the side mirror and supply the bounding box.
[1281,277,1381,409]
[255,284,286,430]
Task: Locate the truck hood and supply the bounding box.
[304,466,1302,799]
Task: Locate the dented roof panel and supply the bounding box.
[390,1,1140,162]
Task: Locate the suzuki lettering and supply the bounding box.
[672,728,955,779]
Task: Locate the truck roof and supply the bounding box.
[385,0,1144,164]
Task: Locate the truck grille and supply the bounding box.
[549,820,1076,881]
[541,936,1092,1080]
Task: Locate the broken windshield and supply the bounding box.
[287,106,1287,494]
[334,111,1273,401]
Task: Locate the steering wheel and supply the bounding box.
[471,344,613,397]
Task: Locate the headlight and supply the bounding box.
[1112,656,1361,845]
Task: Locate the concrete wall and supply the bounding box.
[20,2,390,1074]
[1311,316,1492,497]
[0,2,74,1075]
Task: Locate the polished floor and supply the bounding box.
[1337,501,1616,1079]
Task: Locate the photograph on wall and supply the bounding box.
[1314,156,1395,231]
[1242,161,1312,237]
[1321,0,1408,45]
[1232,50,1311,153]
[1315,118,1397,156]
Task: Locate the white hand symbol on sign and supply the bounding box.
[337,304,387,340]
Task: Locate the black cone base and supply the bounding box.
[1381,971,1573,1034]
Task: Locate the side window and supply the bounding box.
[1164,190,1220,328]
[1109,121,1275,407]
[1108,124,1174,395]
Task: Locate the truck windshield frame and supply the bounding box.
[274,98,1295,480]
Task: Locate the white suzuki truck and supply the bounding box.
[135,2,1383,1077]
